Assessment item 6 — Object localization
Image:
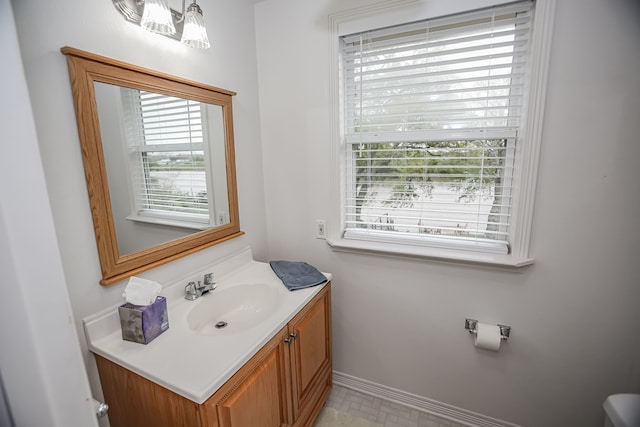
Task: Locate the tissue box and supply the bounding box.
[118,296,169,344]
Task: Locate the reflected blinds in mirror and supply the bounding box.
[122,88,212,226]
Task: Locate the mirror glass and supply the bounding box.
[95,83,230,256]
[62,47,243,285]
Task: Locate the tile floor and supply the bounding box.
[319,384,466,427]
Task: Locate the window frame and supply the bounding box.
[327,0,556,269]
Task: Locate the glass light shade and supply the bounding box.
[140,0,176,36]
[180,2,210,49]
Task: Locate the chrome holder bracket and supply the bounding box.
[465,318,511,341]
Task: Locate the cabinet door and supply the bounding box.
[204,328,291,427]
[288,283,332,424]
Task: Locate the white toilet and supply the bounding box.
[604,394,640,427]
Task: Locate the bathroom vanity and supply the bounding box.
[83,248,332,426]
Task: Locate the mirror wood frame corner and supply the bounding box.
[61,47,243,286]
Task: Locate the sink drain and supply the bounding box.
[215,321,228,329]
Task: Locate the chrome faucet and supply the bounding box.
[184,273,217,300]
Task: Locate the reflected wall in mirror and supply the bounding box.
[62,47,243,285]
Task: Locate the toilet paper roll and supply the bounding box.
[474,322,502,351]
[122,276,162,306]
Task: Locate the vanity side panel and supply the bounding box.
[95,355,202,427]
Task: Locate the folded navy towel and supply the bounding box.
[269,261,328,291]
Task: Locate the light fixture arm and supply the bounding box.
[175,0,187,24]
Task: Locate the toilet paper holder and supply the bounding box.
[465,318,511,341]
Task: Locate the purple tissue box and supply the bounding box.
[118,296,169,344]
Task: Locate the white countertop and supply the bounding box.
[83,247,330,404]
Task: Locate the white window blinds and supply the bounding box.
[340,2,533,254]
[123,89,211,224]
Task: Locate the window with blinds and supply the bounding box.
[340,2,533,254]
[122,89,212,226]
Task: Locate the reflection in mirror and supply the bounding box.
[95,83,230,256]
[61,47,242,285]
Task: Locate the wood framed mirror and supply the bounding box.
[61,47,243,285]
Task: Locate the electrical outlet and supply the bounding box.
[316,220,327,239]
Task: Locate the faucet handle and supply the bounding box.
[184,282,198,300]
[203,272,214,285]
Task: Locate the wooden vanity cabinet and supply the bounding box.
[96,282,332,427]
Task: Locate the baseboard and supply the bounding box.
[332,371,521,427]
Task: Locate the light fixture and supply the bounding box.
[140,0,176,36]
[180,1,210,49]
[112,0,210,49]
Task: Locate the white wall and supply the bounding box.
[0,1,97,425]
[8,0,640,425]
[255,0,640,426]
[11,0,268,414]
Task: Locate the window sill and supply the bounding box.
[126,215,212,231]
[325,236,534,271]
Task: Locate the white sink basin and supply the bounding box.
[186,284,282,335]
